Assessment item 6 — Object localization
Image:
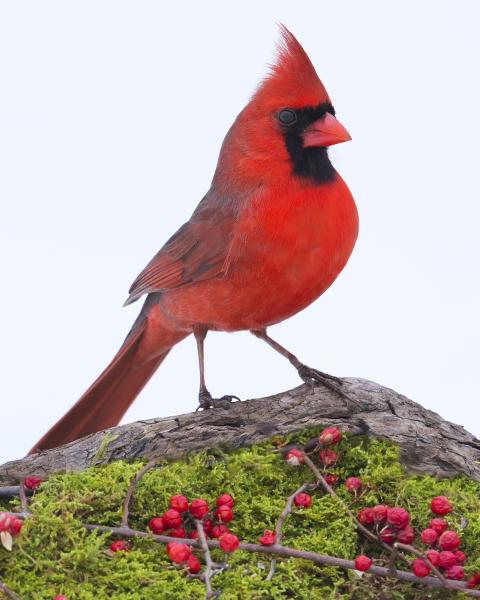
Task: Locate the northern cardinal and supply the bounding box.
[30,26,358,454]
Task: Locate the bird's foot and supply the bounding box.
[297,365,348,399]
[197,390,240,411]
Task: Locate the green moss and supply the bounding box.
[1,430,480,599]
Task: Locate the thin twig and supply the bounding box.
[195,519,215,599]
[0,581,22,600]
[18,484,28,514]
[81,524,480,597]
[266,482,314,581]
[121,458,158,528]
[394,542,451,588]
[387,545,399,576]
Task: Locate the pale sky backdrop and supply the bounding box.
[1,1,479,464]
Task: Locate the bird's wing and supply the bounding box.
[124,193,240,305]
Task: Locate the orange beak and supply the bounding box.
[302,113,352,148]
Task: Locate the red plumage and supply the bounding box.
[30,26,358,454]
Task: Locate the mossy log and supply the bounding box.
[2,378,479,485]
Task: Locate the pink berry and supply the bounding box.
[219,532,239,553]
[319,449,337,467]
[344,477,362,494]
[215,505,233,523]
[169,495,189,513]
[430,496,452,516]
[412,559,430,577]
[285,449,304,466]
[293,493,312,509]
[454,550,466,565]
[420,528,438,546]
[438,551,457,570]
[109,540,129,553]
[23,476,42,490]
[438,530,460,551]
[319,426,342,446]
[354,555,372,571]
[357,508,375,526]
[324,473,338,486]
[387,507,410,530]
[258,530,276,546]
[429,518,447,534]
[216,494,234,508]
[166,542,191,564]
[186,554,201,574]
[396,526,414,544]
[211,524,229,538]
[373,504,388,523]
[52,596,68,600]
[189,499,209,519]
[426,549,440,566]
[162,509,182,529]
[444,565,464,580]
[379,527,396,545]
[148,517,165,534]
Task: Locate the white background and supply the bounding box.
[1,1,479,464]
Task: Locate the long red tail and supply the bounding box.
[29,310,187,454]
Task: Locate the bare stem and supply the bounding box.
[394,542,451,588]
[0,581,22,600]
[121,459,158,528]
[18,484,28,514]
[195,520,215,599]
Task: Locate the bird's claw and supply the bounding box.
[197,391,240,410]
[297,364,346,396]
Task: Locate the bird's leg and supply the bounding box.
[193,327,240,410]
[250,328,349,400]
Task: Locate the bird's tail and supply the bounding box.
[29,305,188,454]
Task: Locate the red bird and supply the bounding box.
[30,26,358,454]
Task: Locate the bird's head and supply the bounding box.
[213,25,351,190]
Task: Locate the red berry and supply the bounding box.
[344,477,362,494]
[438,551,457,570]
[354,555,372,571]
[387,507,410,530]
[430,496,452,516]
[169,495,189,513]
[357,508,375,526]
[379,527,396,545]
[189,499,209,519]
[0,513,11,532]
[285,449,304,466]
[258,530,276,546]
[216,494,234,508]
[467,573,480,589]
[429,518,447,534]
[109,540,129,553]
[373,504,388,523]
[23,476,42,490]
[9,518,23,537]
[319,449,337,467]
[186,554,201,574]
[215,505,233,523]
[53,596,68,600]
[396,526,414,544]
[162,509,182,529]
[319,426,342,446]
[324,473,338,486]
[148,517,165,535]
[426,549,440,566]
[412,558,430,577]
[203,519,213,535]
[293,493,312,509]
[211,524,229,538]
[420,528,438,546]
[166,542,191,564]
[454,550,466,565]
[444,565,464,580]
[438,530,460,551]
[170,527,186,539]
[219,532,239,553]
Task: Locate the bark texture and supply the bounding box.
[1,378,479,485]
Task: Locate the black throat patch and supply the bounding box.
[282,102,337,184]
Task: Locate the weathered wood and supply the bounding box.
[1,378,479,485]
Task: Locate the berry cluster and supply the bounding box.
[0,512,23,551]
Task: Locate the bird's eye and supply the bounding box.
[278,109,298,126]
